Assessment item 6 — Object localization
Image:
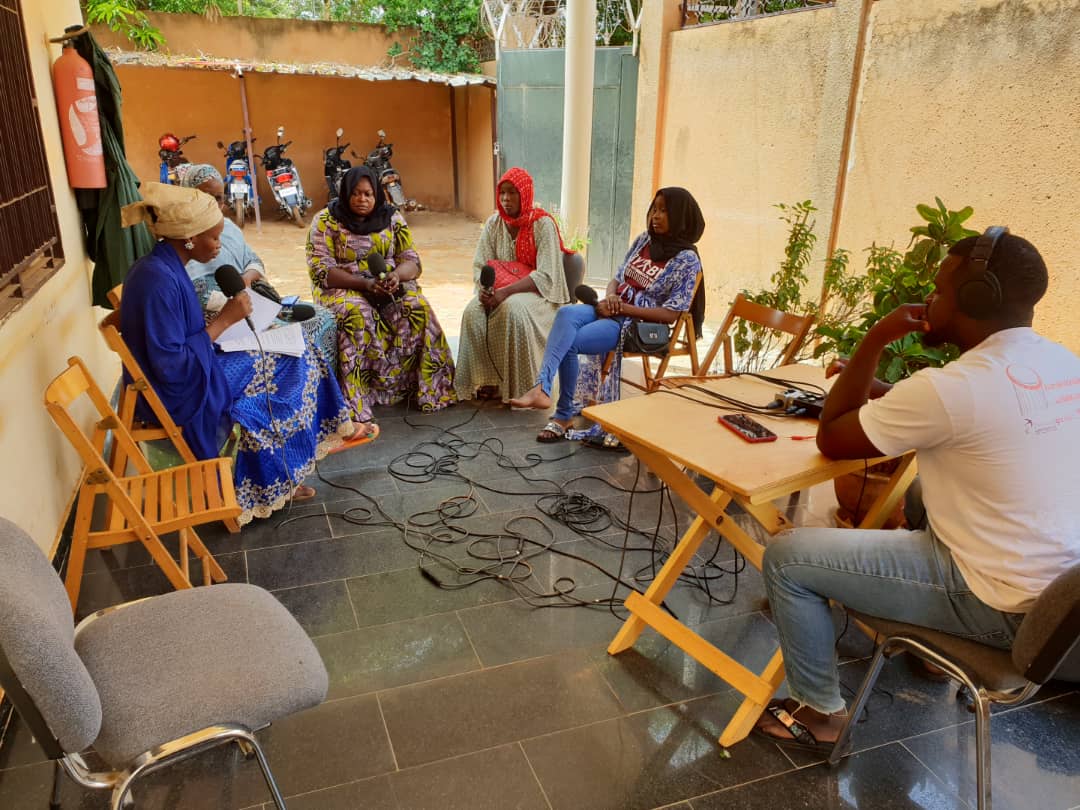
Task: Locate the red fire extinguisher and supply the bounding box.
[52,40,106,189]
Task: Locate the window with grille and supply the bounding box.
[0,0,65,321]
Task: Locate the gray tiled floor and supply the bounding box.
[1,401,1078,810]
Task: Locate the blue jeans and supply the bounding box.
[537,304,622,420]
[762,493,1025,713]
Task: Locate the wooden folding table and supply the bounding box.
[582,365,916,747]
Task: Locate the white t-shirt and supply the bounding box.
[858,327,1080,613]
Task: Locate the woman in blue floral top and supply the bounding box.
[510,187,705,443]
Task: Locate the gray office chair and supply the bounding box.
[829,563,1080,810]
[0,517,327,810]
[563,251,585,293]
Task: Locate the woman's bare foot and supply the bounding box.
[476,385,501,400]
[509,385,552,410]
[291,484,317,502]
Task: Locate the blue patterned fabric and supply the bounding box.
[567,233,701,441]
[122,242,352,525]
[217,339,351,522]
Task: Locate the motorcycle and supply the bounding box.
[364,129,409,209]
[260,126,311,228]
[323,127,356,205]
[158,132,195,184]
[216,137,257,229]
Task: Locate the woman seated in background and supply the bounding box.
[121,182,368,525]
[510,187,705,445]
[307,166,456,430]
[454,167,571,404]
[178,164,339,379]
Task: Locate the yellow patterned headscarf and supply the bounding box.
[122,182,223,240]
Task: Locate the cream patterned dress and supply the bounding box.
[455,214,570,401]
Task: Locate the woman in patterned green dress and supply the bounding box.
[306,166,456,428]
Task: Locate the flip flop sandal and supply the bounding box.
[753,699,844,756]
[328,423,380,455]
[583,433,627,453]
[536,421,567,443]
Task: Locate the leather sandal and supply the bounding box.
[536,421,567,443]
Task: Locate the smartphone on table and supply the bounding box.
[718,413,778,443]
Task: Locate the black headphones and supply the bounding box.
[956,225,1009,319]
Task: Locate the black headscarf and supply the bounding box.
[648,187,705,263]
[329,165,395,235]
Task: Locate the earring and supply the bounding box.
[184,239,195,250]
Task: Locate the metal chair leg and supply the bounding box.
[972,688,994,810]
[50,760,63,810]
[239,731,287,810]
[828,641,888,767]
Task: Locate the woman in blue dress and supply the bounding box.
[121,182,366,524]
[510,187,705,445]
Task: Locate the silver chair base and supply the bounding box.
[53,724,286,810]
[828,636,1040,810]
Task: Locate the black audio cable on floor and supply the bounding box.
[280,401,745,615]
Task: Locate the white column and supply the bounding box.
[559,0,596,243]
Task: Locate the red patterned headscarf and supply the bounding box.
[496,167,571,267]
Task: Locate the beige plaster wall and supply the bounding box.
[641,0,1080,351]
[115,65,461,221]
[839,0,1080,350]
[641,3,854,313]
[453,85,497,221]
[2,0,119,555]
[89,12,408,67]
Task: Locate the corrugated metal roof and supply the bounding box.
[106,49,496,88]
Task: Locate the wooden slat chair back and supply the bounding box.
[44,357,238,611]
[102,285,239,534]
[604,272,704,393]
[698,293,816,376]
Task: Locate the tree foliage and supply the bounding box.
[84,0,485,72]
[361,0,483,73]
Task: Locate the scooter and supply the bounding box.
[158,132,195,184]
[324,127,356,204]
[364,129,409,209]
[216,137,257,229]
[260,126,311,228]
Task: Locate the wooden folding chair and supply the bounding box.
[44,357,239,611]
[102,285,240,534]
[604,273,704,393]
[697,293,816,376]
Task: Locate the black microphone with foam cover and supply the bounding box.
[214,263,255,331]
[479,264,495,296]
[575,285,599,307]
[367,251,387,278]
[284,302,316,322]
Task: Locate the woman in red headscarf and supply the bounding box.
[455,167,572,403]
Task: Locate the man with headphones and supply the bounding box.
[754,228,1080,751]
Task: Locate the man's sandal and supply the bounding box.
[753,699,847,757]
[536,421,567,443]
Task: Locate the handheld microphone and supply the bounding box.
[283,302,316,322]
[479,264,495,297]
[214,264,254,331]
[367,251,387,279]
[575,285,599,307]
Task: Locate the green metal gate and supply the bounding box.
[496,47,638,282]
